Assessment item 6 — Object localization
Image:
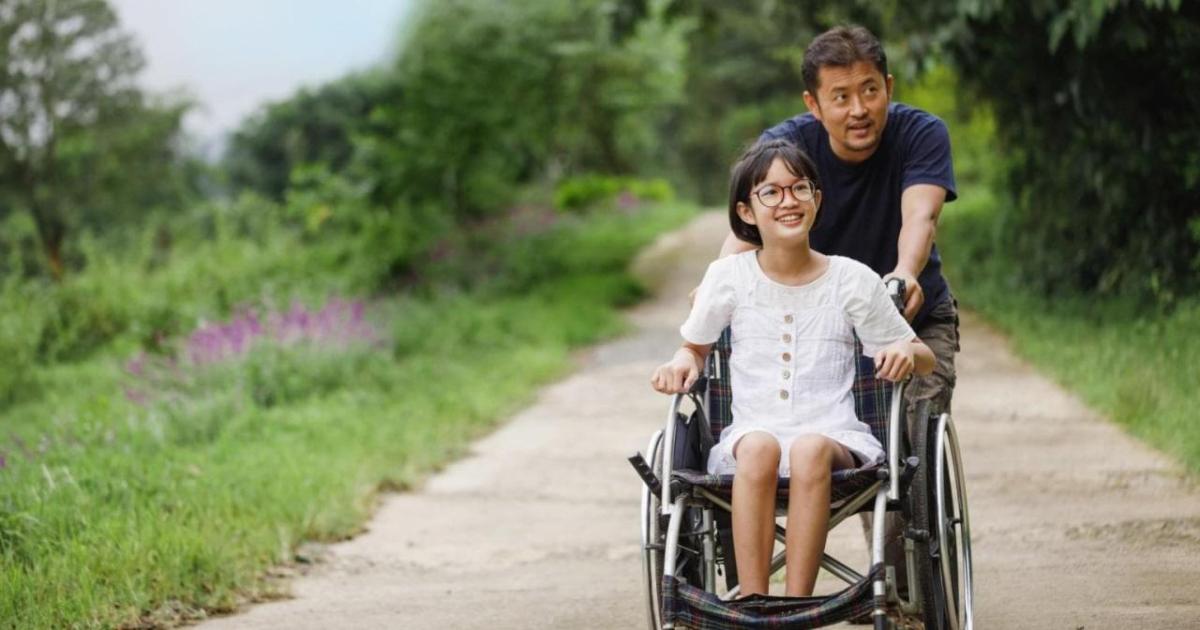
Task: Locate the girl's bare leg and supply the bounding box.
[732,432,781,596]
[784,435,855,597]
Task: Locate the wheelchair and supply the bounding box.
[629,281,974,630]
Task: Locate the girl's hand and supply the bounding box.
[651,348,702,394]
[875,341,916,382]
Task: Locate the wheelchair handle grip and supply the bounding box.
[885,277,906,313]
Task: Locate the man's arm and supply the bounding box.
[885,183,947,321]
[719,232,757,258]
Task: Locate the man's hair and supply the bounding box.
[802,25,888,93]
[728,138,822,247]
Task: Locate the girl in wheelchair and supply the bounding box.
[650,138,934,600]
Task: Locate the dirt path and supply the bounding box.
[196,212,1200,630]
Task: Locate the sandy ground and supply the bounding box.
[196,212,1200,630]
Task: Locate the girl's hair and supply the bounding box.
[728,138,822,246]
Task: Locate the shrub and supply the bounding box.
[553,174,675,212]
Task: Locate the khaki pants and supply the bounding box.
[859,295,960,593]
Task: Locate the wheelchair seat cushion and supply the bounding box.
[671,460,880,507]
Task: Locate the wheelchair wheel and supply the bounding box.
[911,411,974,630]
[641,429,665,630]
[641,429,711,630]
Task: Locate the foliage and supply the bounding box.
[553,174,674,212]
[912,0,1200,301]
[664,0,891,202]
[548,0,691,177]
[942,207,1200,473]
[224,71,398,201]
[228,0,690,223]
[279,164,439,293]
[3,0,1198,622]
[0,199,695,629]
[907,59,1200,476]
[0,0,195,278]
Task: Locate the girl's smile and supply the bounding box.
[774,210,807,226]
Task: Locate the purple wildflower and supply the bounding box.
[125,352,147,377]
[126,295,385,404]
[618,190,639,210]
[124,387,148,406]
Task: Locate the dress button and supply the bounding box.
[780,390,789,400]
[782,352,792,362]
[784,314,794,324]
[783,370,791,379]
[782,333,793,343]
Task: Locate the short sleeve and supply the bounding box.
[760,113,820,156]
[680,259,736,345]
[901,114,957,202]
[842,263,916,357]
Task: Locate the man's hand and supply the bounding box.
[883,269,923,322]
[874,340,917,382]
[651,347,703,394]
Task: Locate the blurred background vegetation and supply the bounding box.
[1,0,1197,626]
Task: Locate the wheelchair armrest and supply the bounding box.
[628,451,662,497]
[886,379,906,501]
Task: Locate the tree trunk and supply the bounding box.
[28,202,66,282]
[44,233,64,281]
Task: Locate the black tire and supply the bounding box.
[910,402,950,630]
[642,431,665,630]
[911,409,972,630]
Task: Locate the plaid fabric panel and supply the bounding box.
[707,328,734,445]
[707,329,894,451]
[853,349,894,451]
[662,564,881,629]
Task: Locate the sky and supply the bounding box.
[109,0,414,148]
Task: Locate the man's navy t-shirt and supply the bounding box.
[760,102,956,328]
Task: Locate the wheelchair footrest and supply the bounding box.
[663,564,884,629]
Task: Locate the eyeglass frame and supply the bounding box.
[751,180,819,207]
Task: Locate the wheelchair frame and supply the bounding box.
[632,301,974,629]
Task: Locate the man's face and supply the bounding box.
[803,61,893,163]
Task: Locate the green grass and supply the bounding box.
[0,201,695,629]
[940,193,1200,474]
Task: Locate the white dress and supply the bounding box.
[680,252,915,476]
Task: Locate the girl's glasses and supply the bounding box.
[753,181,817,207]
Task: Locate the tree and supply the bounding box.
[665,0,889,202]
[355,0,689,218]
[0,0,191,279]
[224,70,397,201]
[924,0,1200,299]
